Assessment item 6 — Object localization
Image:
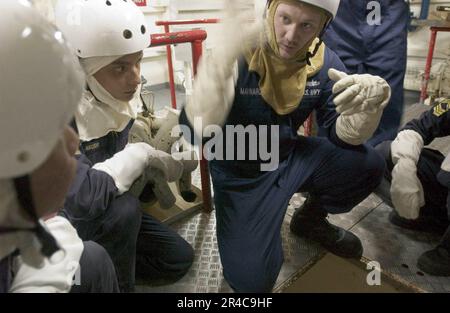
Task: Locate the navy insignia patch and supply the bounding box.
[433,98,450,117]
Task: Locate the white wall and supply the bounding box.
[138,1,172,86]
[32,0,450,91]
[139,0,258,87]
[138,0,223,86]
[139,0,450,92]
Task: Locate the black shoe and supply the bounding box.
[139,183,155,203]
[389,210,449,235]
[417,246,450,276]
[181,190,197,202]
[290,200,363,259]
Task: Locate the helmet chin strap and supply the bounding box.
[10,176,61,258]
[299,22,329,65]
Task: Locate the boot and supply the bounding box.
[289,197,363,259]
[175,150,199,203]
[139,182,155,203]
[389,209,449,235]
[417,226,450,276]
[417,247,450,276]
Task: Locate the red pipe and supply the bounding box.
[420,29,438,105]
[156,19,220,26]
[190,40,213,213]
[151,29,208,110]
[165,26,176,109]
[191,40,203,75]
[420,27,450,105]
[149,29,213,213]
[155,19,220,110]
[150,30,207,46]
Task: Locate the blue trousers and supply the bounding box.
[210,136,385,292]
[70,241,119,293]
[63,193,194,292]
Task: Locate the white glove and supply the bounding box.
[185,2,263,138]
[129,113,153,145]
[149,150,184,183]
[93,142,183,195]
[151,108,181,153]
[391,159,425,220]
[441,153,450,172]
[328,69,391,145]
[390,129,425,219]
[391,129,424,164]
[147,151,197,209]
[10,217,83,293]
[146,169,176,210]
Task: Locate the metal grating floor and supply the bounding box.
[136,192,326,293]
[352,203,450,293]
[136,186,450,293]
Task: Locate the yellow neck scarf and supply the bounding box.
[244,0,327,115]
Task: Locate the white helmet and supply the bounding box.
[267,0,340,19]
[55,0,150,58]
[300,0,340,19]
[0,0,85,179]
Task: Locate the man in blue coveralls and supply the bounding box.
[55,0,194,292]
[323,0,410,146]
[375,98,450,276]
[179,0,391,292]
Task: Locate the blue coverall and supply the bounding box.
[62,119,194,292]
[323,0,410,146]
[180,47,385,292]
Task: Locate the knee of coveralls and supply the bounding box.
[210,160,292,292]
[214,194,285,292]
[317,145,386,214]
[135,213,194,282]
[213,181,284,292]
[71,241,119,293]
[93,193,142,292]
[219,239,283,293]
[153,236,194,281]
[95,193,142,246]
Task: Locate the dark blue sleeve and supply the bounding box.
[402,101,450,145]
[179,103,218,146]
[315,48,355,148]
[179,108,197,146]
[63,154,119,222]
